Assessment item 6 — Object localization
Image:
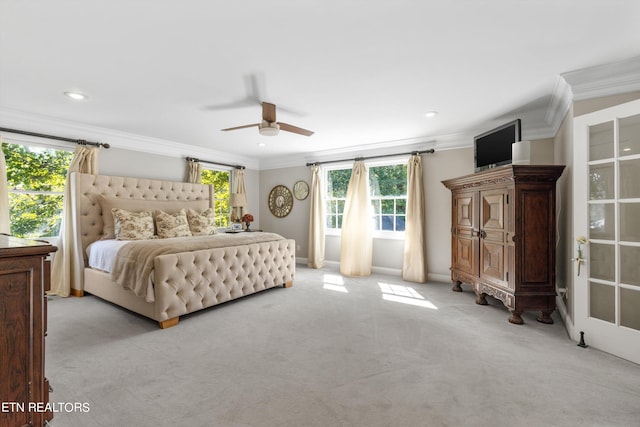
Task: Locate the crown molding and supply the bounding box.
[0,107,260,170]
[256,135,474,170]
[545,56,640,138]
[545,76,573,137]
[561,55,640,101]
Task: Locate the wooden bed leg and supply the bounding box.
[159,317,179,329]
[284,281,293,288]
[70,288,84,297]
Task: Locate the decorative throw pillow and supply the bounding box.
[98,196,208,240]
[154,209,192,238]
[112,209,155,240]
[186,208,217,236]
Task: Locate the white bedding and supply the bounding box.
[86,239,131,272]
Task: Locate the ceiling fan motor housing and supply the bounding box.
[259,120,280,136]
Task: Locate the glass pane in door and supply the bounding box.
[590,243,615,282]
[620,158,640,198]
[589,282,615,323]
[620,245,640,286]
[620,288,640,331]
[590,163,615,199]
[589,121,614,161]
[620,203,640,242]
[619,114,640,157]
[589,203,615,240]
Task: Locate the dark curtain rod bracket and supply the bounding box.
[0,127,110,148]
[306,148,434,167]
[186,157,245,170]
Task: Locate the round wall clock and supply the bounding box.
[293,180,309,200]
[268,185,293,218]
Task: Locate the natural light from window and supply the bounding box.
[378,282,437,309]
[322,274,348,293]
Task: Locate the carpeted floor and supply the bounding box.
[45,265,640,427]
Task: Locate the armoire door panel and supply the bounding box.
[456,195,475,228]
[455,236,476,273]
[481,192,505,230]
[520,189,552,285]
[481,241,506,283]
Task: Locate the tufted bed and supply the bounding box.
[69,172,295,328]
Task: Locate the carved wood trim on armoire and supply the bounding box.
[0,234,56,427]
[442,165,565,324]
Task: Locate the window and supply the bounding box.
[324,160,407,233]
[200,168,230,227]
[3,142,74,238]
[325,168,351,229]
[370,163,407,232]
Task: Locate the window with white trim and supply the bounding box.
[324,160,407,233]
[200,168,230,227]
[3,142,74,238]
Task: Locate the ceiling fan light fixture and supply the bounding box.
[258,121,280,136]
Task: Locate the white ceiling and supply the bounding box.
[1,1,640,169]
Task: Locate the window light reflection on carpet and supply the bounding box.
[378,282,438,309]
[323,274,348,293]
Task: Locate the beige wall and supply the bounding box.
[573,91,640,117]
[258,166,312,260]
[553,109,573,321]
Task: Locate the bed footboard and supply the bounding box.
[152,239,296,322]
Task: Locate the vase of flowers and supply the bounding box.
[241,213,254,232]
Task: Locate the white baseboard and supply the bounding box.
[556,296,576,340]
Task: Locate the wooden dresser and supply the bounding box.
[442,165,564,324]
[0,234,56,427]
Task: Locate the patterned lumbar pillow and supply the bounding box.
[186,208,217,236]
[154,209,192,238]
[112,209,155,240]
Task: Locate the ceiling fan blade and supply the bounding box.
[203,98,257,111]
[278,122,314,136]
[262,102,277,123]
[221,123,260,131]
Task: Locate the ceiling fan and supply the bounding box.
[221,102,314,137]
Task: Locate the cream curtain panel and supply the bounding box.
[230,168,246,222]
[187,161,202,184]
[402,154,427,283]
[340,160,372,276]
[0,138,10,234]
[308,165,325,268]
[50,146,99,296]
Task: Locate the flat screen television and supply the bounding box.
[474,119,521,172]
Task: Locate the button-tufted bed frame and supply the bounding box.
[70,172,295,328]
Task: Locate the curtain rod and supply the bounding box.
[0,127,110,148]
[186,156,245,170]
[305,148,434,167]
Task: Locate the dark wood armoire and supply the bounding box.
[442,165,565,324]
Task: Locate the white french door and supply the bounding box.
[573,98,640,364]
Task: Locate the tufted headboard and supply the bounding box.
[70,172,213,290]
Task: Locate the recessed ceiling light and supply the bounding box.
[623,147,631,152]
[64,91,87,100]
[257,142,266,147]
[424,111,438,118]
